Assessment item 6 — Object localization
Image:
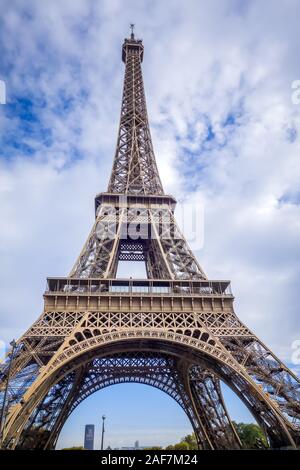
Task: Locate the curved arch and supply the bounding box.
[50,352,197,449]
[68,356,188,413]
[44,328,300,444]
[42,328,249,382]
[53,379,229,450]
[42,350,241,450]
[3,332,297,448]
[48,350,267,450]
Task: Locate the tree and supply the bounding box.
[181,433,198,450]
[165,433,197,450]
[173,441,189,450]
[233,422,268,449]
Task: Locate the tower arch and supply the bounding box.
[1,28,299,450]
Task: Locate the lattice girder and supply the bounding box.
[2,314,299,449]
[10,351,241,450]
[69,203,206,280]
[108,35,163,195]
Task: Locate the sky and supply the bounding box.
[0,0,300,449]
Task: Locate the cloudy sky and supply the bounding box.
[1,0,300,449]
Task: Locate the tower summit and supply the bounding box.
[109,27,162,195]
[0,31,299,450]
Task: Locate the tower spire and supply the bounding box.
[107,30,164,195]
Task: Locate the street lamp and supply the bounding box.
[0,339,17,448]
[101,414,106,450]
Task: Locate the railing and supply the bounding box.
[45,278,232,296]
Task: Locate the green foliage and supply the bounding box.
[173,441,190,450]
[61,446,85,450]
[181,433,198,450]
[144,446,163,450]
[233,422,268,449]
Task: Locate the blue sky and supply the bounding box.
[1,0,300,449]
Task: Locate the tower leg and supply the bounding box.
[6,353,242,450]
[187,367,241,449]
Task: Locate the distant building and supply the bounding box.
[120,440,150,450]
[84,424,95,450]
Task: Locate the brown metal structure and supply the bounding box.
[0,30,299,450]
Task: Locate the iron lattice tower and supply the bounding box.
[0,30,300,450]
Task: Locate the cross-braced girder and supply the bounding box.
[108,36,163,195]
[2,327,299,449]
[188,367,241,449]
[7,350,241,450]
[69,205,206,280]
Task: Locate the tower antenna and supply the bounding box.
[130,23,135,39]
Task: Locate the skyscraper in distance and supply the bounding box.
[84,424,95,450]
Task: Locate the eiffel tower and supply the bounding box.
[1,28,300,450]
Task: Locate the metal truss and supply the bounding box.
[2,298,299,448]
[1,30,299,450]
[107,36,163,195]
[188,367,241,449]
[69,205,206,280]
[221,337,300,438]
[10,351,240,450]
